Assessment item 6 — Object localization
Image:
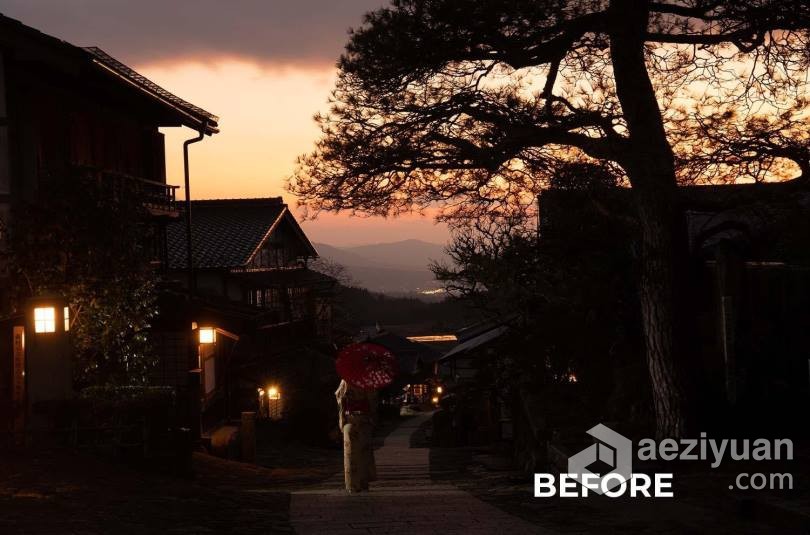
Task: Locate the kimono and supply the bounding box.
[336,380,377,492]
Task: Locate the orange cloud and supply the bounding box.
[138,59,450,246]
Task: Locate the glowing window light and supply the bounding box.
[267,386,281,400]
[34,307,56,333]
[63,306,70,332]
[199,327,216,344]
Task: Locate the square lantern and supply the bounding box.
[199,327,216,344]
[33,307,56,333]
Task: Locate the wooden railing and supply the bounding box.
[76,166,180,217]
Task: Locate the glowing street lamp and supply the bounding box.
[266,384,283,420]
[436,386,443,394]
[33,307,56,333]
[198,327,216,344]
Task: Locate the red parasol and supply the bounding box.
[336,342,398,390]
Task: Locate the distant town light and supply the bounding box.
[199,327,216,344]
[63,306,70,332]
[407,334,457,343]
[34,307,56,333]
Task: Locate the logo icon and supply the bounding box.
[567,423,633,495]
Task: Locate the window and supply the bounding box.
[34,307,56,333]
[249,289,263,307]
[63,306,70,332]
[287,287,308,321]
[264,288,283,312]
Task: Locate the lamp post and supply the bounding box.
[25,296,72,433]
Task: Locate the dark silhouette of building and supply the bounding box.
[540,181,810,432]
[155,197,337,434]
[0,13,218,268]
[0,13,218,436]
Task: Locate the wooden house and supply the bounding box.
[0,13,218,436]
[156,198,337,432]
[0,13,218,273]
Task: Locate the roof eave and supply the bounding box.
[91,59,219,134]
[243,206,318,267]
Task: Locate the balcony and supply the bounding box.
[77,167,180,218]
[132,176,179,218]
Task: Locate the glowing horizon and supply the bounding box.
[137,59,450,247]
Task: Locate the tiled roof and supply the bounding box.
[441,325,509,361]
[84,47,219,134]
[167,198,288,270]
[0,14,218,134]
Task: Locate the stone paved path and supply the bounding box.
[290,412,550,534]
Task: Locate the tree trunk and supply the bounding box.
[609,0,687,438]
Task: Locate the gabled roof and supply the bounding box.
[368,331,441,375]
[0,14,218,134]
[441,324,509,362]
[166,198,318,270]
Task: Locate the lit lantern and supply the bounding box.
[199,327,216,344]
[33,307,56,333]
[267,385,283,420]
[436,386,443,394]
[431,396,440,404]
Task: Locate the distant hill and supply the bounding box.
[340,239,448,270]
[312,243,389,268]
[313,239,451,296]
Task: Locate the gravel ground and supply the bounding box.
[0,450,292,534]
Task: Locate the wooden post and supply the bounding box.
[187,369,202,444]
[25,297,72,440]
[240,411,256,463]
[12,325,25,445]
[720,296,737,405]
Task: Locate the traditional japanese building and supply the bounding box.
[0,13,218,274]
[156,197,337,434]
[0,13,218,438]
[539,180,810,432]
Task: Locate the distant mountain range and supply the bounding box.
[313,239,451,295]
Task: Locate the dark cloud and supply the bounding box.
[0,0,385,66]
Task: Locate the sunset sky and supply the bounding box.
[0,0,450,246]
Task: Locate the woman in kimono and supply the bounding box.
[335,379,377,493]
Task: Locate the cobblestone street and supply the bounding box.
[290,412,549,534]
